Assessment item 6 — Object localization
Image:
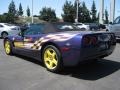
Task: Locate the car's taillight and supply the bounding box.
[91,36,97,44]
[83,37,91,45]
[83,36,97,45]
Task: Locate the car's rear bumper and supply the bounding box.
[62,44,116,66]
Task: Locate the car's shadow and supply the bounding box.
[61,59,120,80]
[15,55,120,81]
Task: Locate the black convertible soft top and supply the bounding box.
[21,22,79,34]
[43,22,79,34]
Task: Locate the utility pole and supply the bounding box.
[75,0,79,23]
[99,0,104,24]
[110,0,115,23]
[32,0,34,23]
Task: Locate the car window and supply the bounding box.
[56,24,78,30]
[114,17,120,24]
[57,25,74,30]
[76,24,82,25]
[0,24,3,27]
[24,24,45,35]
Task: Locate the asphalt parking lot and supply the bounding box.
[0,39,120,90]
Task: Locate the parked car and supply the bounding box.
[4,22,116,72]
[99,24,106,29]
[86,23,100,31]
[74,23,90,30]
[0,23,20,38]
[107,16,120,40]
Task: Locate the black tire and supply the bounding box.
[2,32,8,38]
[4,39,13,55]
[42,45,63,73]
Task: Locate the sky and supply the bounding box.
[0,0,120,19]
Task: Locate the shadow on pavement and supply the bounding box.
[14,55,120,81]
[60,59,120,80]
[14,54,44,67]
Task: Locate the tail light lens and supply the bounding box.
[83,37,91,45]
[83,36,97,45]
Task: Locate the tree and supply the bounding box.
[27,6,30,17]
[39,7,57,22]
[18,3,23,16]
[8,0,16,16]
[62,0,75,22]
[0,15,6,22]
[105,9,109,24]
[80,2,91,23]
[5,13,15,23]
[0,13,15,23]
[91,0,97,22]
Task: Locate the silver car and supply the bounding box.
[0,23,20,38]
[107,16,120,40]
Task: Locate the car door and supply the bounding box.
[13,24,45,56]
[111,17,120,37]
[13,24,45,59]
[0,24,4,35]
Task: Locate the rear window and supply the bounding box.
[53,23,79,31]
[57,25,74,30]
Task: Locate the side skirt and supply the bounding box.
[12,47,42,61]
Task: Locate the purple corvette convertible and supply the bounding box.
[4,22,116,72]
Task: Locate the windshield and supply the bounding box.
[54,23,79,31]
[24,24,45,35]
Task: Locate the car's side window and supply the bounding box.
[0,24,3,27]
[113,17,120,24]
[24,24,45,35]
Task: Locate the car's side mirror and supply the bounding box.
[20,26,28,37]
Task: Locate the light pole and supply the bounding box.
[75,0,79,23]
[99,0,104,24]
[32,0,33,23]
[110,0,115,23]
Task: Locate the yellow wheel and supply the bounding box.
[4,40,12,55]
[43,45,62,72]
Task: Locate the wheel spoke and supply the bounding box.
[49,61,54,68]
[46,50,52,56]
[52,52,56,57]
[44,57,50,62]
[52,59,57,66]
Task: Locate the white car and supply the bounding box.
[107,16,120,40]
[74,23,90,30]
[0,23,20,38]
